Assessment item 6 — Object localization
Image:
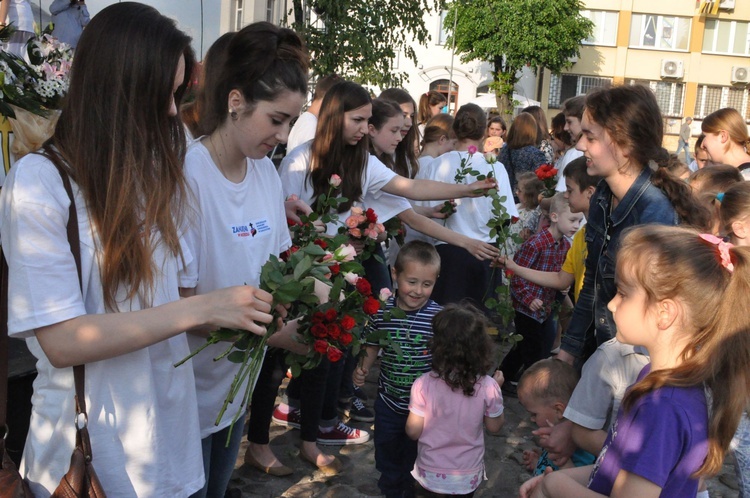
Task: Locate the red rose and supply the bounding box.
[506,269,515,277]
[289,246,300,254]
[280,250,290,262]
[365,208,378,224]
[327,346,343,362]
[311,323,328,338]
[340,332,353,346]
[314,340,328,354]
[312,311,325,323]
[331,263,340,275]
[355,278,372,296]
[511,216,520,224]
[363,297,381,315]
[324,308,338,322]
[326,323,342,340]
[314,239,328,249]
[340,315,356,331]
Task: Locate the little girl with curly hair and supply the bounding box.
[406,304,505,497]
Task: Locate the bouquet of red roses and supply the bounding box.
[536,164,559,198]
[341,206,386,261]
[285,270,386,376]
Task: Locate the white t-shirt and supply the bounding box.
[277,143,410,236]
[286,111,317,153]
[555,147,584,192]
[426,151,518,244]
[180,141,291,437]
[0,153,204,497]
[6,0,34,31]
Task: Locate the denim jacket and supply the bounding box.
[561,167,678,359]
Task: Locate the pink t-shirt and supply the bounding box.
[409,372,503,492]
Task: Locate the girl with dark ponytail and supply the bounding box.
[180,22,314,492]
[558,85,711,366]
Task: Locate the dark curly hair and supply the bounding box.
[429,303,495,396]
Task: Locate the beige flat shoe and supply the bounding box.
[243,448,293,477]
[299,450,342,476]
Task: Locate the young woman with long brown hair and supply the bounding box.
[0,4,275,495]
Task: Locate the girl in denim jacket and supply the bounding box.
[557,85,711,366]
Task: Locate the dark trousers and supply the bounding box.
[431,244,493,314]
[247,349,287,445]
[286,353,344,440]
[375,396,418,498]
[500,311,556,383]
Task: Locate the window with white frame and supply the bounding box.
[548,74,612,108]
[629,14,690,51]
[695,85,750,122]
[703,19,750,56]
[438,11,450,45]
[581,10,618,46]
[266,0,276,23]
[234,0,244,31]
[628,80,685,117]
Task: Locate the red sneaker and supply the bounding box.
[271,406,301,429]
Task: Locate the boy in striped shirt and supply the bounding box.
[354,241,442,498]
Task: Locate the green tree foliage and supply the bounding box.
[290,0,439,88]
[444,0,593,116]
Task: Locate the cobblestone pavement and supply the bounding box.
[226,362,741,498]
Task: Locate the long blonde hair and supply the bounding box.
[617,225,750,475]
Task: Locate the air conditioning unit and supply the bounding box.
[731,66,750,84]
[720,0,736,10]
[660,59,684,79]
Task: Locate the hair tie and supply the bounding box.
[716,192,725,203]
[699,233,734,273]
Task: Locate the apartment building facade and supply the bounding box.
[541,0,750,136]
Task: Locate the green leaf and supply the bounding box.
[275,281,303,303]
[294,255,313,280]
[227,350,246,363]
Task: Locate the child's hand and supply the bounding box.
[529,298,544,312]
[353,366,368,387]
[493,370,504,388]
[533,420,575,467]
[522,449,540,471]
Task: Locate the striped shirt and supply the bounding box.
[365,296,442,415]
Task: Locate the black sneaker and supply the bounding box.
[349,397,375,422]
[352,384,368,401]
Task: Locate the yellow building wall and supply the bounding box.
[542,0,750,135]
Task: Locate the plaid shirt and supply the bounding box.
[511,228,570,323]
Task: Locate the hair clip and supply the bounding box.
[716,192,725,203]
[699,233,734,273]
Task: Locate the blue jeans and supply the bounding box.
[375,396,418,498]
[675,139,691,164]
[191,417,245,498]
[734,412,750,497]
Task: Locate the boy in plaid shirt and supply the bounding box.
[500,193,583,394]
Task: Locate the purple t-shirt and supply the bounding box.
[588,365,708,497]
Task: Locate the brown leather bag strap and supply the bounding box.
[47,158,90,432]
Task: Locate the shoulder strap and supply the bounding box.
[47,156,87,418]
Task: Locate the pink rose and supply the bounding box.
[343,272,360,285]
[467,145,478,155]
[329,174,342,187]
[333,244,357,262]
[349,227,362,238]
[484,151,497,164]
[376,223,385,234]
[350,206,364,216]
[346,216,360,228]
[367,229,379,240]
[378,288,392,301]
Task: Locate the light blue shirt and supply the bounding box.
[50,0,89,48]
